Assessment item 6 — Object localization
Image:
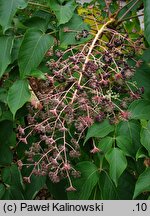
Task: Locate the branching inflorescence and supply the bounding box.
[17,18,143,191]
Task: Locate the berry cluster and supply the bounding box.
[17,22,143,190]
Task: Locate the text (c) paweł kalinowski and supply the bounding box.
[20,202,104,212]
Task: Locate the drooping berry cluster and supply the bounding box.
[17,22,143,190]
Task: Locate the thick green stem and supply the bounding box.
[120,13,144,22]
[28,1,49,8]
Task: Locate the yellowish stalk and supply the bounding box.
[82,18,115,71]
[71,18,115,104]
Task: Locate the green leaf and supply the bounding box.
[60,14,91,47]
[123,17,141,39]
[58,0,66,3]
[0,88,8,103]
[134,63,150,100]
[0,36,14,78]
[116,120,141,156]
[0,145,13,165]
[117,171,135,200]
[1,190,11,200]
[116,136,135,157]
[105,148,127,186]
[84,120,115,144]
[8,187,24,200]
[0,120,16,148]
[98,136,114,154]
[24,175,46,199]
[48,0,76,25]
[46,178,67,200]
[33,10,52,22]
[13,17,27,30]
[141,119,148,128]
[144,0,150,44]
[7,79,31,118]
[0,184,5,199]
[133,167,150,199]
[117,0,143,21]
[2,186,24,200]
[11,38,22,63]
[0,120,13,144]
[23,17,48,32]
[2,165,24,190]
[7,132,16,148]
[129,99,150,120]
[136,147,148,160]
[0,111,13,122]
[89,184,101,200]
[141,48,150,63]
[141,120,150,156]
[29,70,46,80]
[67,161,99,200]
[0,106,2,117]
[18,29,54,78]
[0,0,27,33]
[99,171,119,200]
